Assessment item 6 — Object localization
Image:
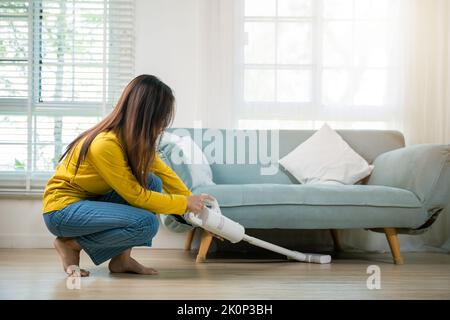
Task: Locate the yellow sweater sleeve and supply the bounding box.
[151,154,192,197]
[87,134,188,215]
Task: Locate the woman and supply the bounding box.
[42,74,212,277]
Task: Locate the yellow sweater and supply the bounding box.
[43,131,191,215]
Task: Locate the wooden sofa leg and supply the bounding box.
[329,229,343,251]
[184,229,196,251]
[384,228,404,265]
[196,230,214,263]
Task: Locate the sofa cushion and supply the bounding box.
[192,184,427,229]
[214,205,428,230]
[192,184,421,208]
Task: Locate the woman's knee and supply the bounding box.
[148,173,162,192]
[138,213,159,241]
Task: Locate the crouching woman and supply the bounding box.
[42,74,211,276]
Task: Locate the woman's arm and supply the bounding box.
[151,154,214,214]
[150,154,192,197]
[86,135,188,214]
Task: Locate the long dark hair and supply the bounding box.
[59,74,175,187]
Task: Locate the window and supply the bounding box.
[237,0,399,127]
[0,0,134,192]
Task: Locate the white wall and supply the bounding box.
[0,0,202,249]
[135,0,201,128]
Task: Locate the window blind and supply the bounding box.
[0,0,29,104]
[0,0,135,193]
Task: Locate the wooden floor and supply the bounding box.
[0,248,449,299]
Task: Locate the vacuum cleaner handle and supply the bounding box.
[184,195,220,226]
[202,196,221,215]
[184,195,217,226]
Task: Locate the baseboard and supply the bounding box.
[0,233,187,249]
[0,234,55,248]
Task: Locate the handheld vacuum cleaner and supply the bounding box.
[183,197,331,264]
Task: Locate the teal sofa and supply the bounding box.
[167,129,450,264]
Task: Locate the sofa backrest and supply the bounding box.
[167,128,405,184]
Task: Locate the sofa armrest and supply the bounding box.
[367,144,450,210]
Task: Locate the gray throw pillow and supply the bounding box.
[158,132,214,190]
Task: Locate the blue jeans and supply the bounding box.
[43,174,162,265]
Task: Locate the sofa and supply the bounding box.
[165,128,450,264]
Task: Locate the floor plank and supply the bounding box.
[0,249,449,299]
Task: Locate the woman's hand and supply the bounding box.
[186,194,223,241]
[186,193,215,214]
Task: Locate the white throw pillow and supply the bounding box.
[278,124,374,185]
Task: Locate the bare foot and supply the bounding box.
[54,237,90,277]
[108,249,158,275]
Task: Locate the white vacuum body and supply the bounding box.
[184,198,331,264]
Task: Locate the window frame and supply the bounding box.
[0,0,134,193]
[235,0,398,124]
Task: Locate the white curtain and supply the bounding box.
[196,0,236,129]
[198,0,450,143]
[197,0,450,252]
[398,0,450,145]
[362,0,450,253]
[343,0,450,253]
